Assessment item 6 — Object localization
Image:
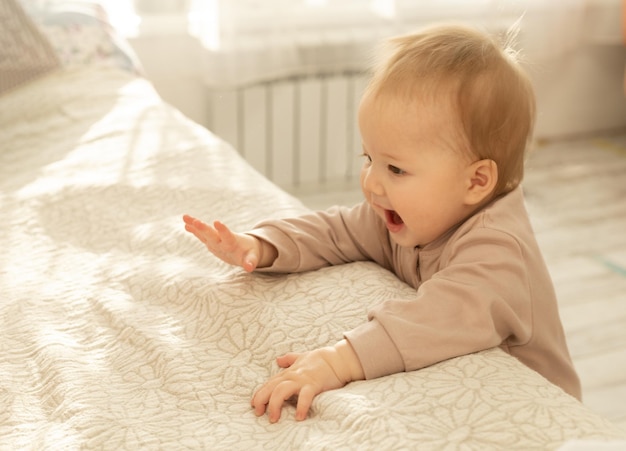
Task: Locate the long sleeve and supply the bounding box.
[345,188,581,400]
[250,188,581,400]
[345,227,532,378]
[248,202,392,273]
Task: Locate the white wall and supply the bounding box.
[526,0,626,139]
[530,44,626,139]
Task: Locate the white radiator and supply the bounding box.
[207,71,369,189]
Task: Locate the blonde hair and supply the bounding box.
[365,23,536,196]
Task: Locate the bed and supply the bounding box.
[2,1,626,449]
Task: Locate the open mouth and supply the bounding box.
[384,209,404,232]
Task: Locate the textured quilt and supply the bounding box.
[0,68,624,450]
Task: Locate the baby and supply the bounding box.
[184,23,581,423]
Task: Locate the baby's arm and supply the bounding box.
[183,215,277,272]
[251,339,365,423]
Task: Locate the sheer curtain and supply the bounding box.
[186,0,505,86]
[104,0,589,87]
[184,0,589,87]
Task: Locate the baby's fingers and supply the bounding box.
[252,380,315,423]
[264,380,301,423]
[183,215,219,244]
[182,214,196,226]
[182,214,201,235]
[214,221,260,271]
[276,353,300,369]
[213,220,237,245]
[295,385,316,421]
[241,249,259,273]
[184,216,260,271]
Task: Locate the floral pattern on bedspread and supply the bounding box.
[0,68,624,450]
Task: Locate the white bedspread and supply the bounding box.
[1,68,624,450]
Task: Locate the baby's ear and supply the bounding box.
[464,159,498,205]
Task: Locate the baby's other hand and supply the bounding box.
[183,215,261,272]
[251,340,364,423]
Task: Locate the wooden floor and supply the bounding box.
[291,130,626,431]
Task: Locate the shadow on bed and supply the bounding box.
[0,71,124,192]
[2,0,626,447]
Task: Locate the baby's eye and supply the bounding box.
[388,165,405,175]
[361,153,372,164]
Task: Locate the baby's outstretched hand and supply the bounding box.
[183,215,266,272]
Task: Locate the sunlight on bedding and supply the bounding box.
[2,0,625,445]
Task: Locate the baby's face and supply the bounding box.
[358,92,476,248]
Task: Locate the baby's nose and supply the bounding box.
[361,168,384,196]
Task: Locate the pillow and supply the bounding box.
[0,0,60,95]
[19,0,144,75]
